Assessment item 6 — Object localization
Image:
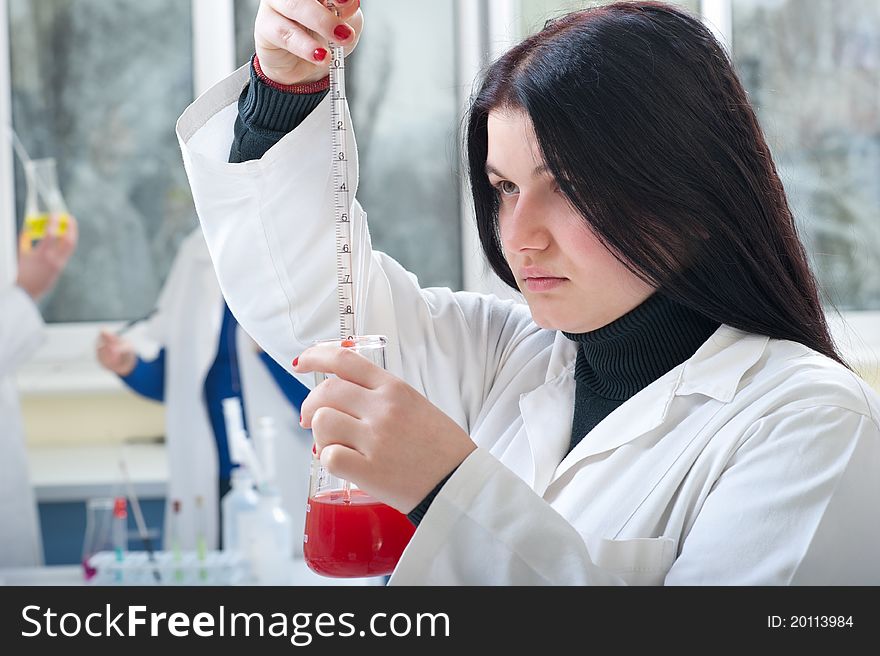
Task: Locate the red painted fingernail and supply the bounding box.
[341,339,355,348]
[333,25,352,41]
[292,357,299,367]
[313,48,327,62]
[312,443,317,455]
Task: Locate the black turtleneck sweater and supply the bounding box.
[228,63,722,525]
[561,293,720,453]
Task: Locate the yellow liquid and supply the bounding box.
[23,212,70,240]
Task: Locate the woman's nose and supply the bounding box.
[499,196,551,253]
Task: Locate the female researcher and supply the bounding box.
[177,1,880,584]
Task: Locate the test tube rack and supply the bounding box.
[86,550,251,586]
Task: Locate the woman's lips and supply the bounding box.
[523,277,567,292]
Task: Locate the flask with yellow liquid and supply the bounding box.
[22,157,70,250]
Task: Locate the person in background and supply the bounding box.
[95,227,313,552]
[1,215,78,566]
[177,1,880,584]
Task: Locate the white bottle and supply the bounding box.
[221,466,259,552]
[241,487,293,585]
[239,416,293,584]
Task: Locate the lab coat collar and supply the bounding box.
[522,325,770,492]
[676,325,770,402]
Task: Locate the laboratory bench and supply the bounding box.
[0,561,377,586]
[16,442,378,586]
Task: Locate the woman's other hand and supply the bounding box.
[296,343,476,513]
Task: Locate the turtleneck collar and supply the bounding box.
[562,293,720,401]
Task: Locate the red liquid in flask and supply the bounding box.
[304,489,416,577]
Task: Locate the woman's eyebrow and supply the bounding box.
[485,163,551,177]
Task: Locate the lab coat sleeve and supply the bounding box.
[119,350,166,402]
[177,66,343,375]
[177,67,549,428]
[390,448,629,585]
[0,285,45,373]
[393,404,880,585]
[665,404,880,585]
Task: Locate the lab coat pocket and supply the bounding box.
[583,535,677,586]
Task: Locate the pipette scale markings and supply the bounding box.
[327,1,356,342]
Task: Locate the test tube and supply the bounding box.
[112,497,127,583]
[195,495,207,582]
[170,499,183,583]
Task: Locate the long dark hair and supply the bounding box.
[466,1,845,365]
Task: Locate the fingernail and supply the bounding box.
[337,0,349,4]
[292,357,299,367]
[333,24,352,41]
[313,48,327,62]
[312,443,317,455]
[341,339,355,348]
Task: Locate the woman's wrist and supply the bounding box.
[253,54,329,94]
[407,467,459,527]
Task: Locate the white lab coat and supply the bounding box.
[0,285,45,566]
[177,66,880,585]
[131,228,314,552]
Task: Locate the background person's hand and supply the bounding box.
[255,0,364,85]
[96,330,138,377]
[15,213,78,302]
[295,343,476,513]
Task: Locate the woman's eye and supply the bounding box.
[497,180,519,196]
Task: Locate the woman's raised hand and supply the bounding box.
[255,0,364,85]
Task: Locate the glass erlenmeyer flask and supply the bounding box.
[23,157,70,247]
[302,335,416,577]
[81,497,115,581]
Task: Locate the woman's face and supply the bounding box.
[487,108,654,333]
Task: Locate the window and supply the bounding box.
[732,0,880,311]
[6,0,197,323]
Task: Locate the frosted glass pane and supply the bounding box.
[733,0,880,310]
[234,0,462,289]
[8,0,196,323]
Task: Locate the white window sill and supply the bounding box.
[17,321,156,397]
